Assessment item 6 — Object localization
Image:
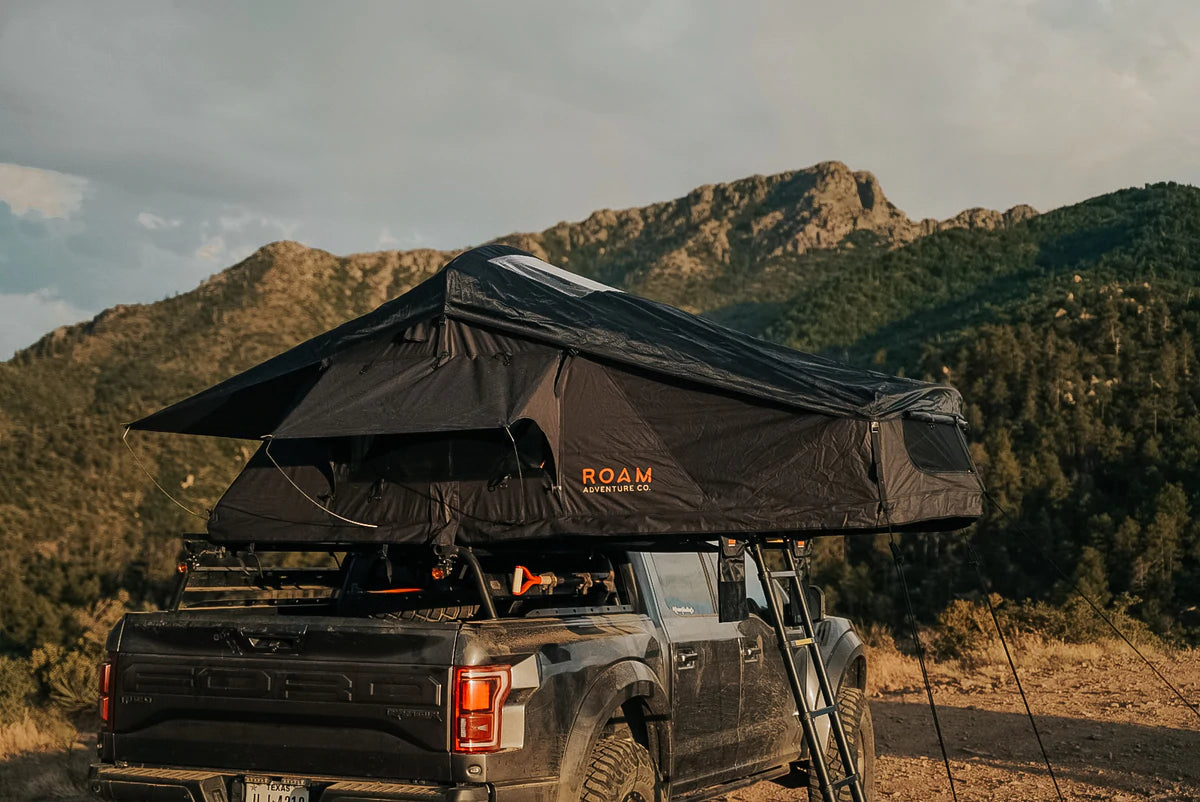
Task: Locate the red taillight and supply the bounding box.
[99,656,114,731]
[452,665,511,753]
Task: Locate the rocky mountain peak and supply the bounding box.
[492,162,1036,304]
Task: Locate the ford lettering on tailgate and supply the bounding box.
[122,663,442,705]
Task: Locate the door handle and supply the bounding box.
[742,644,762,663]
[675,648,698,671]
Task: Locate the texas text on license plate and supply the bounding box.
[243,776,310,802]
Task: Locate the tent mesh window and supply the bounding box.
[337,420,554,485]
[901,419,973,473]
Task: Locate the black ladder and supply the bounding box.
[749,536,866,802]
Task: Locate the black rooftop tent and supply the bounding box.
[130,245,983,546]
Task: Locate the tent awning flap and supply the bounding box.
[130,244,960,438]
[271,321,564,453]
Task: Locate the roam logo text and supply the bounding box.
[580,467,653,493]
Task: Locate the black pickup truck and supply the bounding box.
[90,542,872,802]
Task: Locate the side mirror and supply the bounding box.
[782,581,826,627]
[806,584,826,621]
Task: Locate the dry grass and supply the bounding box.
[0,713,91,801]
[960,633,1106,671]
[861,623,924,694]
[865,626,1181,697]
[0,712,75,761]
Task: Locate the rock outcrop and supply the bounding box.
[495,161,1035,299]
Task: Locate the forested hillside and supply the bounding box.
[805,183,1200,642]
[2,163,1198,689]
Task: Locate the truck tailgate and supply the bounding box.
[109,612,457,780]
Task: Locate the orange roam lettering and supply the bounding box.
[582,468,596,485]
[598,468,615,484]
[635,467,652,483]
[616,468,631,483]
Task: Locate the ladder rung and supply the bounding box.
[786,626,815,638]
[789,637,814,647]
[767,569,798,578]
[830,775,859,790]
[809,704,836,717]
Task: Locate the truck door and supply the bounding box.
[645,551,745,793]
[703,551,804,774]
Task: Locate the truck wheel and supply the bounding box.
[809,687,875,802]
[580,735,657,802]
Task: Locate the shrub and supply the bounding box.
[30,645,98,714]
[1007,593,1158,647]
[931,597,996,660]
[0,657,36,725]
[928,592,1163,665]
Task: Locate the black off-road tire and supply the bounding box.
[397,605,479,623]
[580,735,657,802]
[809,686,875,802]
[374,605,480,623]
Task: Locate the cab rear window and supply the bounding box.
[648,552,715,616]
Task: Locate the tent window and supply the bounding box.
[902,419,973,474]
[338,420,553,485]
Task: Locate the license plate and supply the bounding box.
[243,778,309,802]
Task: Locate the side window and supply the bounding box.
[650,552,716,617]
[744,555,769,614]
[902,419,974,473]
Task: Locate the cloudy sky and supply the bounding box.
[2,1,1198,358]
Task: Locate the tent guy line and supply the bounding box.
[121,426,207,521]
[984,489,1200,725]
[262,435,378,529]
[965,537,1066,801]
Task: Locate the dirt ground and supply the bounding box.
[726,648,1200,801]
[4,647,1199,801]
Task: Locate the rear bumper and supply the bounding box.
[88,764,499,802]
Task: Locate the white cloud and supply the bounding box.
[217,208,298,238]
[193,209,298,266]
[751,1,1200,217]
[0,289,91,359]
[136,211,181,230]
[376,228,427,250]
[195,235,226,261]
[0,163,88,220]
[217,210,256,231]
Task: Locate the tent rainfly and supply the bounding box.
[130,245,984,547]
